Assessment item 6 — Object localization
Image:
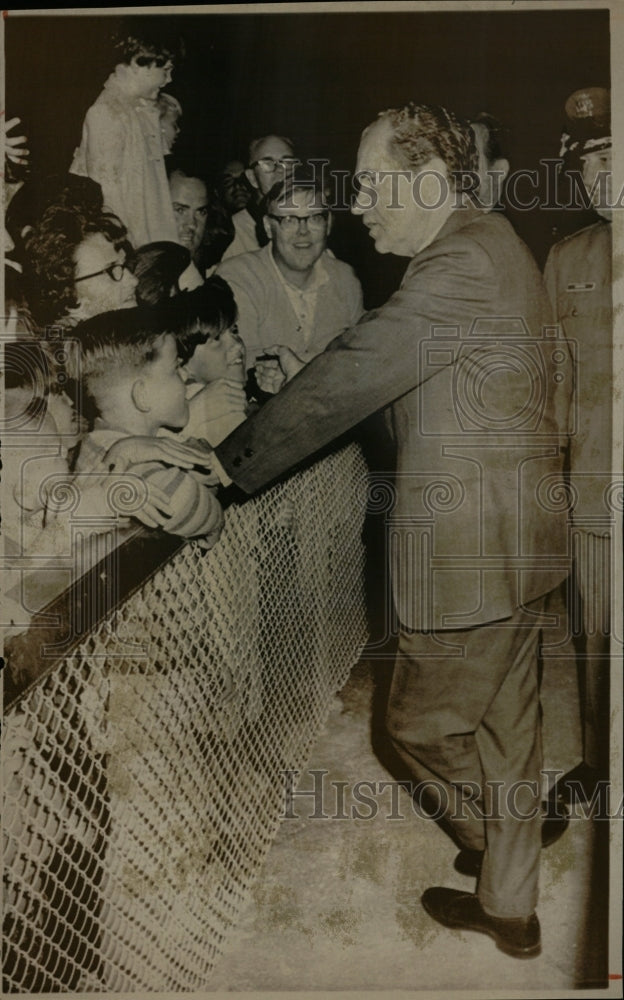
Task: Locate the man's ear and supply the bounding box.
[492,158,511,183]
[262,215,273,242]
[131,378,150,413]
[245,167,259,191]
[418,156,451,207]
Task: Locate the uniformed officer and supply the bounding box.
[544,87,613,805]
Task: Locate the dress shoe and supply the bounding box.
[548,762,606,807]
[421,886,541,958]
[454,810,569,878]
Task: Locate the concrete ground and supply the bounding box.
[209,585,617,998]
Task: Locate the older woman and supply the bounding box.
[22,201,138,331]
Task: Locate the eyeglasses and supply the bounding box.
[267,212,329,233]
[75,262,130,283]
[250,156,299,174]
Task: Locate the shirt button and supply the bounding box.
[571,307,578,316]
[244,448,253,458]
[233,456,242,467]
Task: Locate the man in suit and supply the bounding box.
[544,88,613,806]
[210,104,571,957]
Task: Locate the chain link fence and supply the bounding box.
[2,442,369,992]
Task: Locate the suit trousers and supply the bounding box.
[386,596,548,919]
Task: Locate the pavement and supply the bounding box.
[208,584,617,998]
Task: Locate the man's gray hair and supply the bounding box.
[248,134,294,166]
[379,103,478,184]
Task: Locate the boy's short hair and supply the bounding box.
[70,307,171,402]
[113,19,184,67]
[167,277,238,366]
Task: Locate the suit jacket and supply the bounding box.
[217,207,571,630]
[544,220,613,530]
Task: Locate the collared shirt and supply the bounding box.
[215,244,363,365]
[70,72,179,248]
[266,247,332,357]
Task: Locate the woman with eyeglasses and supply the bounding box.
[69,18,184,248]
[22,202,137,330]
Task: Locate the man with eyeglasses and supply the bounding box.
[221,135,299,261]
[216,176,362,365]
[70,18,182,248]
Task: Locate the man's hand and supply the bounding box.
[255,344,306,393]
[3,116,29,166]
[104,436,215,472]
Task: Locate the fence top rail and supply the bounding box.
[3,526,185,710]
[3,436,367,712]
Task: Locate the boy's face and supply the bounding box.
[185,324,246,386]
[144,334,189,430]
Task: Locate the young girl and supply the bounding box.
[166,277,250,447]
[70,21,182,247]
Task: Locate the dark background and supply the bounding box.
[5,7,610,303]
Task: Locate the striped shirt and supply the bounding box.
[76,425,224,541]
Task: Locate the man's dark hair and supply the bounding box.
[380,103,478,182]
[167,162,236,268]
[112,18,184,67]
[22,206,132,330]
[168,278,238,365]
[262,170,331,216]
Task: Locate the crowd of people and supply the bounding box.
[2,15,613,967]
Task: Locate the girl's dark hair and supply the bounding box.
[112,19,184,67]
[133,241,191,307]
[167,277,238,365]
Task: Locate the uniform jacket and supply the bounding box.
[217,207,571,630]
[544,220,613,529]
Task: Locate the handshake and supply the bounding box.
[254,344,306,395]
